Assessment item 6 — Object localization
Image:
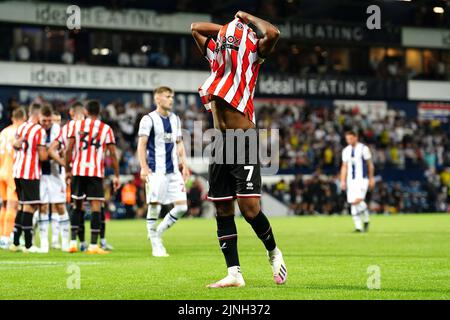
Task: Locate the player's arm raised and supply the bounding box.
[340,162,347,191]
[235,11,280,57]
[190,22,222,54]
[137,135,151,182]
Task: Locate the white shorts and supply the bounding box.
[145,171,187,205]
[40,174,66,204]
[346,179,369,204]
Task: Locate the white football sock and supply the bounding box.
[156,204,187,235]
[39,213,50,249]
[357,201,370,223]
[351,205,363,231]
[228,266,242,276]
[51,213,60,244]
[146,204,161,236]
[59,211,70,249]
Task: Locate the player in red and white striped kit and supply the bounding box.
[65,100,120,254]
[10,103,49,253]
[192,11,287,288]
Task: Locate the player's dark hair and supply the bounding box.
[28,103,41,115]
[70,101,83,110]
[85,100,101,116]
[153,86,174,96]
[40,104,53,117]
[345,130,357,137]
[12,107,26,120]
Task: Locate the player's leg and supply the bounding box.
[38,203,50,252]
[348,182,363,232]
[48,175,67,249]
[144,173,168,256]
[50,210,60,249]
[207,158,244,288]
[156,172,188,238]
[37,176,51,252]
[17,179,42,252]
[85,177,108,254]
[207,199,246,288]
[11,179,24,250]
[0,180,7,247]
[22,203,40,252]
[69,176,86,252]
[233,158,287,285]
[77,204,87,251]
[358,182,370,232]
[100,205,113,251]
[237,197,287,285]
[3,182,18,248]
[54,203,70,251]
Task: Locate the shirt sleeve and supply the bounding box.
[38,128,46,146]
[363,145,372,160]
[342,148,349,163]
[138,115,153,137]
[204,36,216,63]
[106,127,116,145]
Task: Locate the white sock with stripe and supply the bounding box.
[59,211,70,250]
[156,204,187,235]
[146,204,161,237]
[351,205,363,231]
[39,213,50,250]
[51,213,60,244]
[357,201,370,223]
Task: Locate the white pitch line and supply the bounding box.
[0,261,101,265]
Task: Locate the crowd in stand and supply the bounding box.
[1,96,449,215]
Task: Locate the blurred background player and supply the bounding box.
[37,105,70,252]
[340,131,375,233]
[65,100,120,254]
[10,103,48,253]
[50,102,114,252]
[0,107,26,249]
[137,86,190,257]
[192,11,287,288]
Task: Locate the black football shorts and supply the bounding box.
[207,131,261,201]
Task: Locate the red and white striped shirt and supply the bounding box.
[56,120,76,149]
[68,118,115,178]
[13,121,47,180]
[199,18,264,124]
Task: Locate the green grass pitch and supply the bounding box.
[0,214,449,300]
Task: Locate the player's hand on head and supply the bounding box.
[235,11,250,24]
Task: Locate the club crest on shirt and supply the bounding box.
[163,132,173,143]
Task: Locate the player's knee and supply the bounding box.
[173,204,188,218]
[214,201,234,217]
[238,200,260,220]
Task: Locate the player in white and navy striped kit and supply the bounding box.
[340,131,375,232]
[137,86,189,257]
